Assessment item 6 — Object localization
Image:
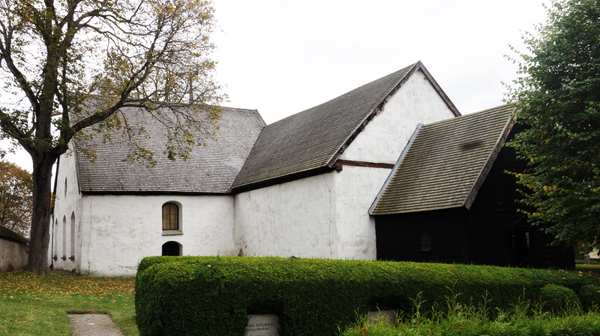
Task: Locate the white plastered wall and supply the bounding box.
[332,69,457,259]
[340,69,456,163]
[234,69,457,261]
[79,194,236,276]
[332,166,390,259]
[50,147,82,272]
[234,172,337,258]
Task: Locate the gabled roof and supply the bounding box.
[232,61,460,191]
[370,104,515,215]
[75,105,264,194]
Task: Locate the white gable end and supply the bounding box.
[340,69,456,163]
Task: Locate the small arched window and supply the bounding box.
[70,212,76,260]
[64,178,68,197]
[162,241,182,256]
[62,215,67,259]
[162,202,180,231]
[52,218,58,259]
[419,232,432,253]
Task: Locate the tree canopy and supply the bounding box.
[0,0,220,272]
[0,160,31,237]
[0,0,220,161]
[510,0,600,247]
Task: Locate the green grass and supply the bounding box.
[0,272,136,336]
[343,300,600,336]
[575,264,600,277]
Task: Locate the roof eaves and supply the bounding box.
[81,190,229,196]
[369,123,423,215]
[231,165,333,194]
[463,107,516,209]
[73,144,83,194]
[0,227,28,245]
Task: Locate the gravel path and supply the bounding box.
[69,314,124,336]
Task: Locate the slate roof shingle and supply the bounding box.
[232,61,460,190]
[75,105,265,194]
[370,104,516,215]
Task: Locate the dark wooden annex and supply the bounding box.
[374,146,574,268]
[370,106,574,269]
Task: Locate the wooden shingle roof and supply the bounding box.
[370,105,515,215]
[232,62,460,191]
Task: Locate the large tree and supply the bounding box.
[0,160,32,237]
[0,0,220,273]
[510,0,600,248]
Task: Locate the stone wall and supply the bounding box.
[0,235,28,271]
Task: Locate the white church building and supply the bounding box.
[50,62,520,276]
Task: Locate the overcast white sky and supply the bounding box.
[2,0,549,171]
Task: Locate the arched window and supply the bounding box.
[162,202,180,231]
[419,232,432,253]
[162,241,182,256]
[62,215,67,259]
[64,178,68,197]
[52,218,58,260]
[70,212,76,260]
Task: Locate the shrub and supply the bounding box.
[135,257,600,336]
[539,284,581,313]
[579,284,600,310]
[343,310,600,336]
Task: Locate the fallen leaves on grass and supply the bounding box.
[0,272,134,297]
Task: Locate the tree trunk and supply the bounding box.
[26,156,55,274]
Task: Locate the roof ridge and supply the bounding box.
[232,62,422,191]
[232,61,462,191]
[423,104,514,129]
[263,62,420,128]
[325,62,421,168]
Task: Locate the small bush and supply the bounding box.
[579,284,600,310]
[343,309,600,336]
[539,284,581,313]
[135,257,600,336]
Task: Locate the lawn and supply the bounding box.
[1,265,598,336]
[577,263,600,277]
[0,272,137,336]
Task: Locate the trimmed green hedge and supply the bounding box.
[580,284,600,310]
[539,284,581,313]
[135,257,600,336]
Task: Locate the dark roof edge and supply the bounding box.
[416,62,461,117]
[463,106,517,209]
[74,145,83,195]
[424,103,511,128]
[369,123,423,215]
[0,227,28,245]
[326,61,460,169]
[326,62,419,168]
[248,108,267,127]
[231,166,334,194]
[81,190,229,196]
